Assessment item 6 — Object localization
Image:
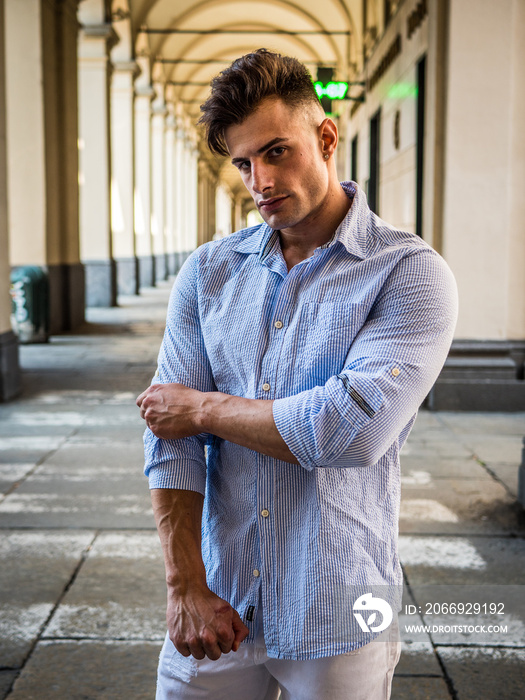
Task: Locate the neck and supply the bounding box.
[280,184,351,269]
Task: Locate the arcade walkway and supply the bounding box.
[0,281,524,699]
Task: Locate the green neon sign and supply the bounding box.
[314,81,349,100]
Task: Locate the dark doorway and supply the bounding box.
[416,55,426,237]
[351,135,358,182]
[369,109,381,215]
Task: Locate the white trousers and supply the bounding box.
[156,607,401,700]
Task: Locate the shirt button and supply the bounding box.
[391,367,400,377]
[261,509,270,518]
[274,320,283,329]
[262,383,271,392]
[253,569,260,577]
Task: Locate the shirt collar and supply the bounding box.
[232,181,369,261]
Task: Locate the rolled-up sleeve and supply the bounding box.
[144,252,216,494]
[273,248,458,470]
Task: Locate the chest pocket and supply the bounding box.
[289,301,368,386]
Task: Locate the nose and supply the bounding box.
[251,161,273,195]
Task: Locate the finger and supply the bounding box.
[173,642,191,658]
[231,610,250,651]
[187,639,206,660]
[136,392,145,407]
[202,640,223,661]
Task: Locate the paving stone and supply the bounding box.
[390,675,452,699]
[0,481,153,529]
[401,441,473,459]
[460,435,523,466]
[436,646,525,700]
[485,463,519,497]
[7,640,161,700]
[39,442,145,469]
[396,641,443,676]
[0,463,37,495]
[0,670,18,697]
[0,531,94,667]
[400,535,525,584]
[400,455,493,480]
[44,531,166,641]
[400,478,522,535]
[438,412,525,437]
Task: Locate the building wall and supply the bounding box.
[345,0,525,342]
[442,0,525,340]
[344,0,525,408]
[345,0,429,236]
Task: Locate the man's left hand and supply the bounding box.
[136,383,202,439]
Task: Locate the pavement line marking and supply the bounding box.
[398,536,486,569]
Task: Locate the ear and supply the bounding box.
[319,118,338,159]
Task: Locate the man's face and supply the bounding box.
[224,97,332,234]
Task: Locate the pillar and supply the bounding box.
[44,0,85,330]
[164,104,177,275]
[151,85,167,281]
[78,19,117,307]
[111,60,139,295]
[134,84,155,288]
[5,0,47,272]
[174,114,187,270]
[0,0,20,401]
[187,136,199,253]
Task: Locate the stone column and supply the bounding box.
[78,21,117,307]
[151,85,167,281]
[43,0,85,331]
[187,136,199,253]
[5,1,47,280]
[164,104,177,275]
[173,115,185,272]
[134,84,155,288]
[111,60,139,295]
[0,0,20,401]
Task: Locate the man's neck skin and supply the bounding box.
[279,183,352,269]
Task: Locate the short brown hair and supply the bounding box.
[198,49,321,157]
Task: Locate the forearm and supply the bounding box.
[151,488,208,593]
[198,391,299,464]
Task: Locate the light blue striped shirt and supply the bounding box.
[144,182,458,659]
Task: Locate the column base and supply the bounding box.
[116,256,139,296]
[138,255,155,289]
[84,259,117,308]
[154,254,167,283]
[179,251,192,270]
[0,330,21,401]
[167,252,178,277]
[47,262,85,334]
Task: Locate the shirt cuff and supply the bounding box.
[147,458,207,495]
[273,373,384,469]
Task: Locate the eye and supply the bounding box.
[269,146,285,157]
[237,160,251,172]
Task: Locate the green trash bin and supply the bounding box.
[10,266,49,343]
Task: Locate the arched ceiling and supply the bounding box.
[127,0,367,198]
[131,0,364,114]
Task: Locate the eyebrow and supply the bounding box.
[231,137,289,166]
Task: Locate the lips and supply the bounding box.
[258,195,288,212]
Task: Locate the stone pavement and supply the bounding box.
[0,280,524,699]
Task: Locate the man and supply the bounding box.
[137,49,458,699]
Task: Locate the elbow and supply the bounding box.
[311,433,386,469]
